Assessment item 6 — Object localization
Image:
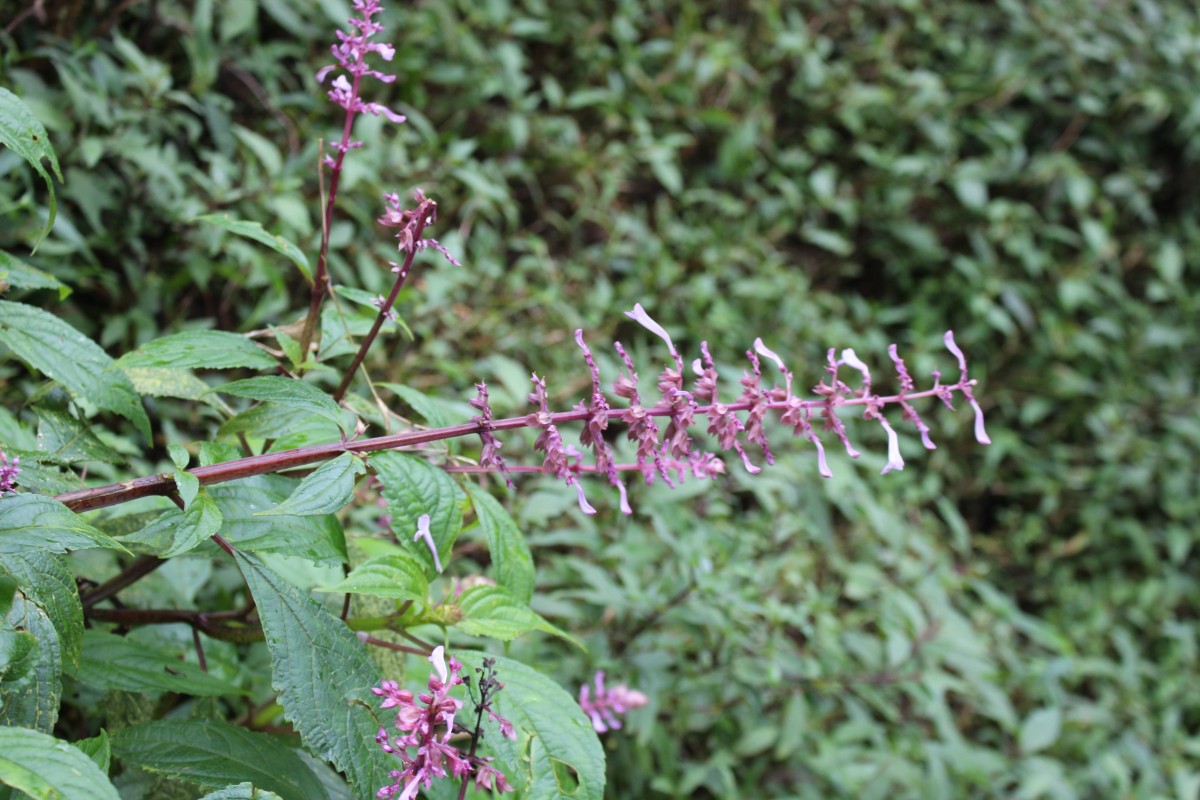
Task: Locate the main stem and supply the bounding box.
[298,79,361,362]
[54,383,966,513]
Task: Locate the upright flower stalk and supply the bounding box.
[373,648,515,799]
[299,0,406,362]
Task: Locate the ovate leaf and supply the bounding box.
[234,551,391,800]
[0,495,129,555]
[1018,707,1062,755]
[466,485,535,603]
[210,376,347,431]
[212,476,347,564]
[455,585,577,646]
[0,89,62,252]
[456,652,605,800]
[371,451,466,574]
[317,551,429,603]
[75,630,244,696]
[112,719,327,800]
[116,330,278,371]
[154,490,223,558]
[195,214,311,283]
[0,726,120,800]
[255,453,365,517]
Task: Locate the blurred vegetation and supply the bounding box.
[2,0,1198,797]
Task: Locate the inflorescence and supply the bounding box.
[468,306,989,516]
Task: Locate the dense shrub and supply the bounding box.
[1,0,1197,798]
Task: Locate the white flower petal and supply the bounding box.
[624,303,677,356]
[879,418,905,475]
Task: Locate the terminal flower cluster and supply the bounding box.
[373,647,515,799]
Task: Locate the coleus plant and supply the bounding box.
[0,2,989,799]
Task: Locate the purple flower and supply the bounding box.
[316,1,405,123]
[578,671,649,734]
[944,331,991,445]
[528,373,596,514]
[0,451,19,495]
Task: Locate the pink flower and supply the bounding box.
[0,451,19,495]
[578,671,649,734]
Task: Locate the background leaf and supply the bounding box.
[195,213,311,282]
[0,89,62,252]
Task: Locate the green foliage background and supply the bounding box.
[1,0,1198,797]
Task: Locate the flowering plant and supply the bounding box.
[0,2,989,799]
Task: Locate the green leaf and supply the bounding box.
[1018,706,1062,755]
[155,490,223,557]
[371,452,466,574]
[255,453,365,517]
[0,593,61,732]
[0,628,37,685]
[35,406,124,464]
[376,383,466,429]
[212,476,347,564]
[465,485,535,603]
[195,213,312,283]
[196,784,285,800]
[0,550,83,670]
[233,551,391,800]
[317,551,429,603]
[0,251,68,299]
[0,300,150,439]
[210,377,346,431]
[73,731,110,773]
[75,630,245,696]
[122,366,225,406]
[454,585,577,646]
[116,330,278,371]
[0,89,63,253]
[0,727,120,800]
[456,652,605,800]
[112,719,327,800]
[0,495,129,555]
